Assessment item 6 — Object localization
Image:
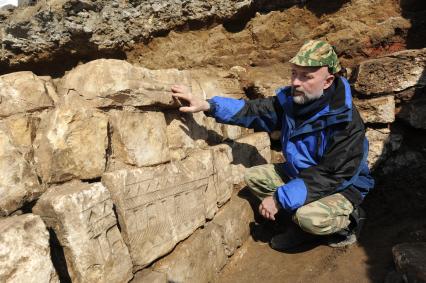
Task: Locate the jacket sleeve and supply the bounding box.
[206,96,283,133]
[275,108,366,211]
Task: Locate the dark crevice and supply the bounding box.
[48,228,72,283]
[112,205,121,232]
[81,177,102,183]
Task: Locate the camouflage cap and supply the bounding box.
[289,40,341,74]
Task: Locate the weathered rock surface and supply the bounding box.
[153,223,227,283]
[0,214,58,283]
[131,269,167,283]
[165,111,208,161]
[0,0,261,67]
[152,189,254,282]
[109,109,170,167]
[33,181,133,283]
[33,107,108,183]
[0,71,55,118]
[354,48,426,95]
[0,121,42,216]
[102,150,217,270]
[230,132,272,184]
[212,192,254,256]
[397,87,426,129]
[57,59,190,109]
[354,95,395,124]
[211,144,234,208]
[365,127,403,169]
[392,242,426,283]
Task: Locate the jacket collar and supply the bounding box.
[276,77,353,138]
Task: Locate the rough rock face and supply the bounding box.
[365,128,403,169]
[0,71,55,117]
[392,242,426,283]
[0,0,260,67]
[0,214,58,283]
[0,121,42,216]
[151,190,254,282]
[354,96,395,124]
[57,59,189,109]
[109,109,170,167]
[230,132,272,184]
[102,149,229,270]
[33,181,133,283]
[33,107,108,183]
[354,48,426,95]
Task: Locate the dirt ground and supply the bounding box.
[218,217,425,283]
[218,165,426,283]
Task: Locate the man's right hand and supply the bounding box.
[171,85,210,113]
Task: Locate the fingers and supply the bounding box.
[179,106,197,113]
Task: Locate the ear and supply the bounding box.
[323,74,335,89]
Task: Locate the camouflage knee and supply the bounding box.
[293,193,354,235]
[244,164,286,200]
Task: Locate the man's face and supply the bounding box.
[290,64,335,105]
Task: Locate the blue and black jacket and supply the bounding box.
[206,77,374,212]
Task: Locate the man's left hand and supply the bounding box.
[259,196,279,221]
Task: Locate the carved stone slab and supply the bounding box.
[0,214,59,283]
[33,181,133,283]
[102,149,218,270]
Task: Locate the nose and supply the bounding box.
[292,76,302,87]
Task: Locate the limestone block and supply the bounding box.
[33,181,133,283]
[230,132,271,185]
[102,150,216,270]
[354,95,395,124]
[33,107,108,183]
[165,110,208,160]
[211,144,234,207]
[205,116,225,144]
[58,59,190,108]
[222,124,245,140]
[366,128,403,169]
[0,71,55,118]
[397,93,426,129]
[354,48,426,95]
[109,110,170,167]
[191,72,245,100]
[392,242,426,283]
[0,214,58,283]
[0,123,42,216]
[212,193,254,256]
[153,223,227,283]
[131,269,167,283]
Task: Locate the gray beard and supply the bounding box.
[292,89,324,105]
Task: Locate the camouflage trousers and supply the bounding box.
[244,163,354,235]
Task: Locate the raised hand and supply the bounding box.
[171,85,210,113]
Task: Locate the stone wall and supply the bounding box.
[1,48,424,281]
[0,58,267,282]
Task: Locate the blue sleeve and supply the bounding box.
[274,178,308,212]
[207,96,283,133]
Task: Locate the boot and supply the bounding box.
[270,223,318,251]
[327,206,366,248]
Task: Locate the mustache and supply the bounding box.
[291,87,305,95]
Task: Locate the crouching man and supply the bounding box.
[171,40,374,250]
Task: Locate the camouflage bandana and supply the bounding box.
[289,40,341,74]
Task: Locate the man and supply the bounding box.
[171,40,374,250]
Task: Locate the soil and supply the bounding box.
[217,166,426,283]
